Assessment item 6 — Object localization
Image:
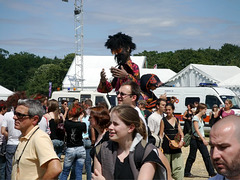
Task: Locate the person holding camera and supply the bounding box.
[218,99,235,118]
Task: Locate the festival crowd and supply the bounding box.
[0,32,240,180]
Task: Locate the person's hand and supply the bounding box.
[100,68,107,83]
[159,93,167,100]
[92,169,106,180]
[203,138,208,146]
[65,106,69,111]
[178,140,184,148]
[110,66,128,79]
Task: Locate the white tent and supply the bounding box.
[218,73,240,96]
[0,85,13,100]
[166,64,240,96]
[62,55,176,91]
[62,55,145,90]
[140,68,176,83]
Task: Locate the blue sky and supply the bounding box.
[0,0,240,59]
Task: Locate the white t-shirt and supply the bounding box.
[38,116,50,135]
[0,114,5,145]
[192,115,205,138]
[134,106,148,130]
[148,111,163,135]
[2,111,21,145]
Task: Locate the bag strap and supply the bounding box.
[164,134,172,142]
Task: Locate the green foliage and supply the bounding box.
[134,43,240,72]
[0,44,240,96]
[0,50,73,96]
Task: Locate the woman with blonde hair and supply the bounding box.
[92,105,168,180]
[184,103,216,177]
[219,99,235,118]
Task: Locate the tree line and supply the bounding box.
[0,43,240,97]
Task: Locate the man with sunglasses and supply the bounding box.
[97,32,140,93]
[11,99,62,180]
[61,100,69,120]
[116,81,147,131]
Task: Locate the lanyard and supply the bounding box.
[15,127,39,167]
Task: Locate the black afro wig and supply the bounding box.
[105,32,136,53]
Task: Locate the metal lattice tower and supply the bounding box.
[62,0,84,90]
[74,0,84,90]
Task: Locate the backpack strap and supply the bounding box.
[131,141,167,180]
[134,139,148,170]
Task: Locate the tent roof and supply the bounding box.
[0,85,13,100]
[168,64,240,83]
[62,55,146,89]
[140,68,176,83]
[62,55,176,90]
[218,73,240,87]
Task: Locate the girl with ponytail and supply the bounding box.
[92,105,168,180]
[184,103,216,177]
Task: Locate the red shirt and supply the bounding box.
[97,59,140,93]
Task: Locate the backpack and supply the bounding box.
[96,140,167,180]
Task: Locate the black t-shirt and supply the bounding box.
[49,119,58,140]
[114,156,134,179]
[64,119,86,147]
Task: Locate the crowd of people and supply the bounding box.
[0,88,238,180]
[1,32,240,180]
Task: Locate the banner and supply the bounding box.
[49,82,52,98]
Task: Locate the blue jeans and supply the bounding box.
[60,146,86,180]
[52,139,64,158]
[70,139,92,180]
[0,146,6,180]
[5,145,17,180]
[83,139,92,180]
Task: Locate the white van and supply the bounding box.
[154,86,240,127]
[51,90,117,109]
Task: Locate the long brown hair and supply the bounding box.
[90,106,110,132]
[111,105,147,140]
[47,99,59,123]
[195,103,207,115]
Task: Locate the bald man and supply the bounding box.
[209,115,240,180]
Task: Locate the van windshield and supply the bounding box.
[220,95,240,109]
[107,94,117,107]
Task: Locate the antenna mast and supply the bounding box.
[74,0,84,90]
[62,0,84,90]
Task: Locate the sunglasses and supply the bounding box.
[111,48,123,55]
[116,91,132,97]
[14,111,31,120]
